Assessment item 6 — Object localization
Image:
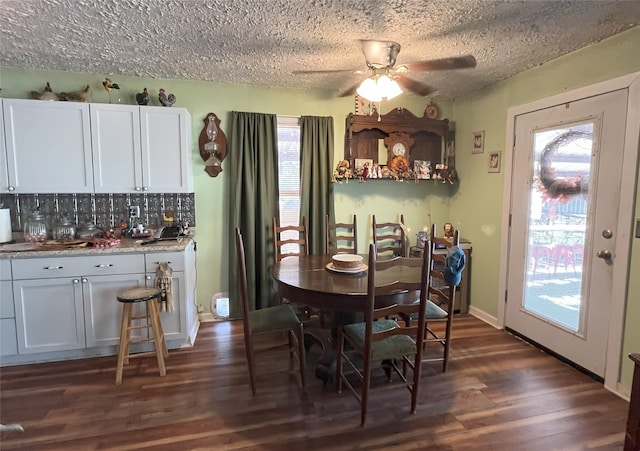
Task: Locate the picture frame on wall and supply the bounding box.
[488,151,501,173]
[472,130,485,154]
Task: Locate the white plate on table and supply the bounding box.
[325,262,368,274]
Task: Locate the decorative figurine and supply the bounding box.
[30,81,59,101]
[102,78,120,104]
[136,87,149,105]
[59,85,92,102]
[444,222,455,239]
[158,88,176,107]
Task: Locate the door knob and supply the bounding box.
[602,229,613,239]
[596,249,612,260]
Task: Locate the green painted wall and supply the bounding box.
[1,25,638,393]
[0,66,452,316]
[451,26,640,391]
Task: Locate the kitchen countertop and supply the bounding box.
[0,237,195,259]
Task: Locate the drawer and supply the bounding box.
[12,254,145,279]
[0,259,10,281]
[1,280,14,318]
[145,251,185,272]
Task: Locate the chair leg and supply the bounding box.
[336,331,344,393]
[153,299,169,358]
[442,316,454,372]
[243,336,257,395]
[295,323,305,390]
[360,352,372,427]
[115,303,133,385]
[147,299,167,377]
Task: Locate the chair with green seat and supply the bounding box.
[235,228,305,395]
[335,242,430,427]
[422,223,463,372]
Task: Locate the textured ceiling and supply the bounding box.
[1,0,638,99]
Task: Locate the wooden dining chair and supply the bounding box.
[236,228,305,395]
[336,242,430,427]
[325,214,358,255]
[372,214,407,258]
[421,223,462,372]
[272,216,309,263]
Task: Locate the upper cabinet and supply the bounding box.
[1,99,94,193]
[92,104,192,193]
[0,99,192,195]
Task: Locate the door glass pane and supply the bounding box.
[524,122,593,332]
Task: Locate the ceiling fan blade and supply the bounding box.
[292,68,363,75]
[338,79,363,97]
[402,55,476,72]
[395,75,436,97]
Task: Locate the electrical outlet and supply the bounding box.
[128,205,140,218]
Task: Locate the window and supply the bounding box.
[277,116,301,253]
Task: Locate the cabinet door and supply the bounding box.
[83,274,147,347]
[13,278,85,354]
[91,104,143,193]
[158,273,184,340]
[0,280,17,357]
[2,99,93,193]
[140,107,192,193]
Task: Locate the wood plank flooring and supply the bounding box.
[0,315,629,450]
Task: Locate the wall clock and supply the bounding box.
[384,132,414,164]
[425,102,440,119]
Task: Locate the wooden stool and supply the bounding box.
[115,287,168,385]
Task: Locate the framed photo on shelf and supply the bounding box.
[488,151,501,173]
[414,160,432,179]
[472,130,485,154]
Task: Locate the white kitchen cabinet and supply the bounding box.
[13,277,86,354]
[2,99,94,193]
[12,253,146,354]
[145,248,195,344]
[0,259,17,357]
[83,273,147,347]
[91,104,192,193]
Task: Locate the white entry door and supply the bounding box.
[505,89,628,377]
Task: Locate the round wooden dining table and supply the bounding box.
[272,253,421,383]
[272,254,420,312]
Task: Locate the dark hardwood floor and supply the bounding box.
[0,315,629,450]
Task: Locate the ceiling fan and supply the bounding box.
[294,40,476,98]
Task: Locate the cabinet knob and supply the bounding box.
[135,186,141,191]
[72,279,80,284]
[44,266,63,270]
[143,186,148,191]
[94,264,114,268]
[82,278,88,283]
[8,186,15,192]
[145,275,152,280]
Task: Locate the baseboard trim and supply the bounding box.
[468,305,500,329]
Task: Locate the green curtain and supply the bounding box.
[227,111,279,317]
[299,116,335,255]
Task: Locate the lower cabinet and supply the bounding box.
[0,259,17,357]
[13,278,86,354]
[2,242,197,365]
[82,273,147,347]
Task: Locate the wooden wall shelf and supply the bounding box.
[344,108,449,169]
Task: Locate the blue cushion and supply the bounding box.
[249,304,300,334]
[343,319,417,361]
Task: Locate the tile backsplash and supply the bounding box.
[0,192,195,233]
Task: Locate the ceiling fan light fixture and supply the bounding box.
[383,78,403,100]
[357,77,382,102]
[356,75,403,102]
